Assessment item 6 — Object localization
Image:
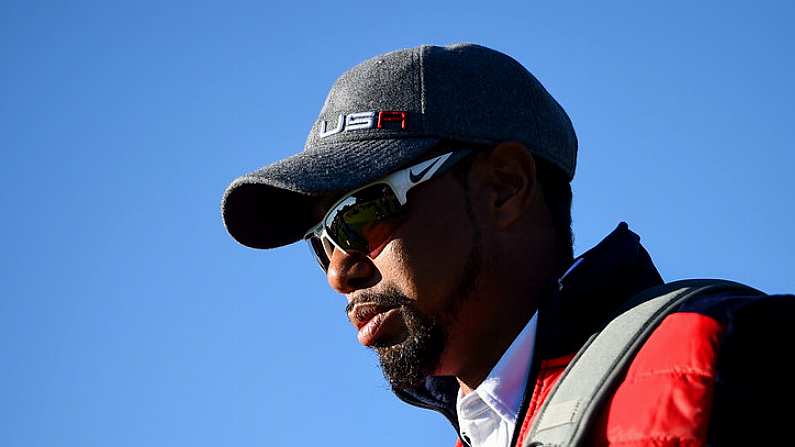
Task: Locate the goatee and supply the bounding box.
[349,287,446,390]
[373,292,446,390]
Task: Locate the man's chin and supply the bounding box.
[374,327,445,390]
[375,347,429,389]
[352,290,450,390]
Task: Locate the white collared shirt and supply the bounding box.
[456,311,539,447]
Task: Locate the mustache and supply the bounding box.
[345,288,412,316]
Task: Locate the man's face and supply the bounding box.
[323,164,484,390]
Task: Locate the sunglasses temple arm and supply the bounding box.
[390,150,474,204]
[438,148,474,172]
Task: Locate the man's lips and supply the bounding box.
[349,303,393,329]
[348,303,403,347]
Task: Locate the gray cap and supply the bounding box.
[222,43,578,249]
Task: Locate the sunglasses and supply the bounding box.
[304,149,474,271]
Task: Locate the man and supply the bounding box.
[222,44,794,446]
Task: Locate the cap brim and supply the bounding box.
[222,137,440,249]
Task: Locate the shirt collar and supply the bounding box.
[457,310,539,425]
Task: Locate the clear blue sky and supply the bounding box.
[2,1,794,446]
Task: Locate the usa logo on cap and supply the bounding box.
[318,111,408,138]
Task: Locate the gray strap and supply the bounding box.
[522,279,756,447]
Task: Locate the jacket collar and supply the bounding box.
[393,222,664,431]
[537,222,663,358]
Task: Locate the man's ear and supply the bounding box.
[476,141,538,229]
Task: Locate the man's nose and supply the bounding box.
[326,249,378,294]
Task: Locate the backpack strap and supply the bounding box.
[522,279,759,447]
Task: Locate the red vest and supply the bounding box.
[457,312,724,447]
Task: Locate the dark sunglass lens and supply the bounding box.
[326,184,405,255]
[307,236,330,271]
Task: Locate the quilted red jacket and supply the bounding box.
[396,223,795,446]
